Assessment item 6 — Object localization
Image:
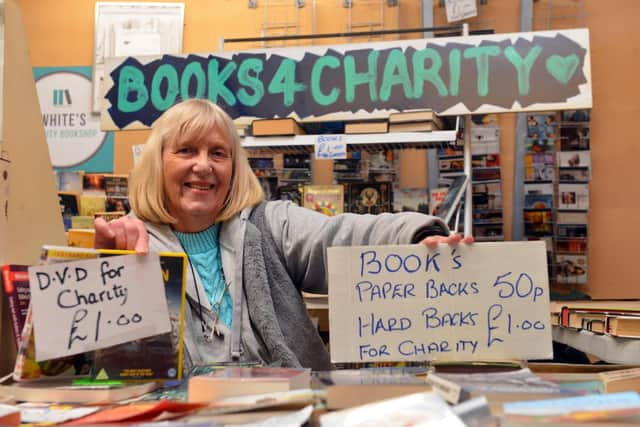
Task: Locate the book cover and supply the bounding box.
[70,215,94,230]
[82,173,106,196]
[558,183,589,211]
[1,264,30,350]
[79,194,106,217]
[436,174,469,226]
[103,174,129,198]
[20,246,187,382]
[560,124,590,151]
[347,182,392,215]
[524,153,554,182]
[558,167,590,183]
[55,171,84,193]
[66,229,96,249]
[58,192,80,231]
[393,188,429,214]
[187,367,311,402]
[344,120,388,134]
[105,196,130,213]
[557,150,591,169]
[302,185,344,216]
[251,118,305,137]
[556,254,588,284]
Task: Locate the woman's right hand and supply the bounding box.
[94,216,149,254]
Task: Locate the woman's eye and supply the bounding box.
[211,150,229,160]
[175,147,192,155]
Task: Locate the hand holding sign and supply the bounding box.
[328,241,552,363]
[29,254,170,361]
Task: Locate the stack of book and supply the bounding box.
[388,109,443,132]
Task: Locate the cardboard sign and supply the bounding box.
[29,254,171,361]
[101,28,591,130]
[315,135,346,160]
[327,241,552,363]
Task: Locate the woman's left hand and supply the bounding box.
[420,233,474,247]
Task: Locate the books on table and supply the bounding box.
[187,367,311,403]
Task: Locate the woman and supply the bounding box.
[94,99,471,371]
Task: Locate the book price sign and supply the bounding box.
[315,135,347,160]
[328,241,552,363]
[29,254,171,361]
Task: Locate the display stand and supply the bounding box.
[0,0,66,375]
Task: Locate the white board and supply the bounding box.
[328,241,552,363]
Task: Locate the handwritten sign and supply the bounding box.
[327,241,552,363]
[315,135,346,160]
[445,0,478,23]
[101,28,591,130]
[28,254,171,361]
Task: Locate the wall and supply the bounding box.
[14,0,640,298]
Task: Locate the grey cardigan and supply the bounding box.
[142,201,448,371]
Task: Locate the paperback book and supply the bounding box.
[346,181,392,215]
[302,185,344,216]
[1,264,30,350]
[187,367,311,402]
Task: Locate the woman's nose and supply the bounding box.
[192,150,212,173]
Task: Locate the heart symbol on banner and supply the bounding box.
[546,54,579,84]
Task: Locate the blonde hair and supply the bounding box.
[129,99,264,225]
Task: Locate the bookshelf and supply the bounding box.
[241,129,459,152]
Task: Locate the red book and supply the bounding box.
[1,264,31,350]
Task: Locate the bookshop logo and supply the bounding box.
[36,71,107,168]
[52,89,72,107]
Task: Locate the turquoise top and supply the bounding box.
[175,224,232,327]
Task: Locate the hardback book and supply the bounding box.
[598,368,640,393]
[347,181,392,215]
[606,316,640,338]
[1,264,30,350]
[103,174,129,198]
[344,120,388,134]
[302,184,344,216]
[389,121,441,132]
[187,367,311,402]
[389,109,443,129]
[0,375,158,404]
[251,117,305,136]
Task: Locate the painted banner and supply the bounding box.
[101,28,591,131]
[34,67,114,172]
[327,241,552,363]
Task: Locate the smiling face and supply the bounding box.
[162,125,233,233]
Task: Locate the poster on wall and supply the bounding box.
[100,28,592,131]
[93,2,184,113]
[34,67,114,172]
